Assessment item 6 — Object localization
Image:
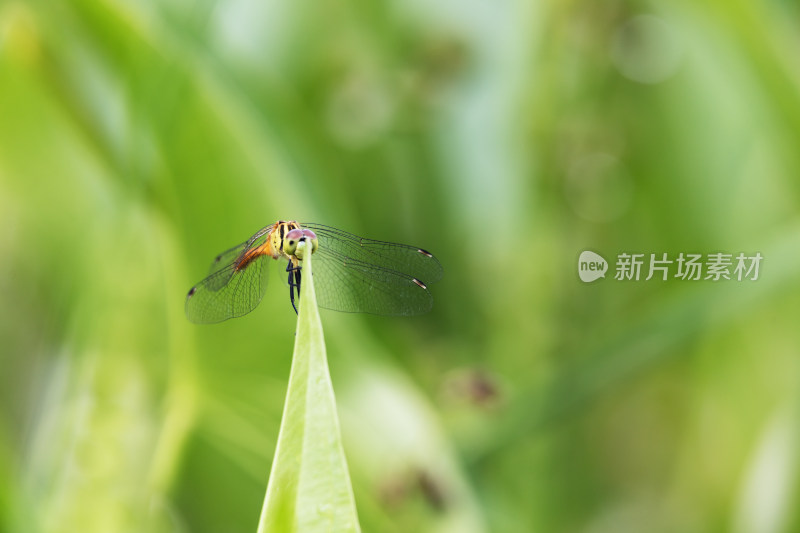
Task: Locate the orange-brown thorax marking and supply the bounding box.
[235,221,301,271]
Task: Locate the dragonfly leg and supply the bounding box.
[294,267,302,313]
[286,262,303,314]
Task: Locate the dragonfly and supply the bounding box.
[185,221,443,323]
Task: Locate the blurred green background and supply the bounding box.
[2,0,800,532]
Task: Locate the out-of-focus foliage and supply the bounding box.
[1,0,799,532]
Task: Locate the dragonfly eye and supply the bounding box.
[284,228,306,256]
[287,229,318,259]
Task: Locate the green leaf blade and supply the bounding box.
[258,241,361,533]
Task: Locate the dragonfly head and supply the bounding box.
[284,228,318,259]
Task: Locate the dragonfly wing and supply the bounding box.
[201,242,249,291]
[312,247,433,316]
[185,224,279,323]
[186,254,271,324]
[206,224,275,274]
[206,242,248,276]
[302,223,443,285]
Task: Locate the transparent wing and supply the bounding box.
[185,225,276,323]
[201,242,249,290]
[312,246,433,316]
[203,224,274,280]
[206,242,248,275]
[185,255,271,323]
[302,223,443,286]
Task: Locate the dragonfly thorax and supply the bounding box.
[268,221,302,260]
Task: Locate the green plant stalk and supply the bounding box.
[257,240,361,533]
